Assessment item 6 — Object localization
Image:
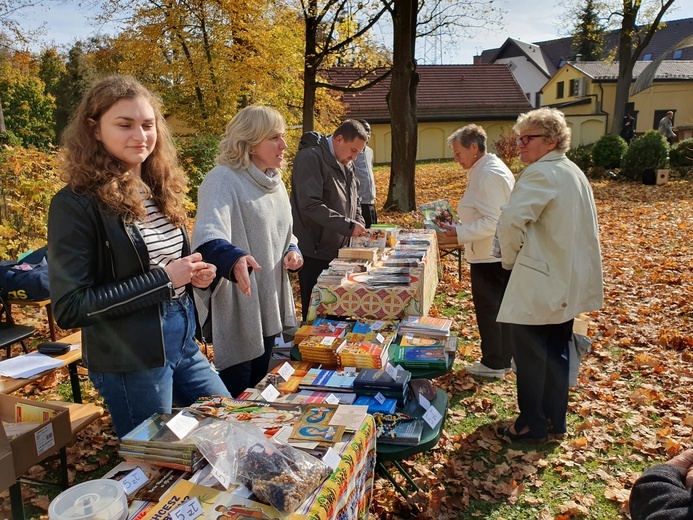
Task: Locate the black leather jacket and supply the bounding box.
[48,186,184,373]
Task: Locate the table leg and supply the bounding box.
[392,460,420,491]
[45,303,58,342]
[68,362,82,403]
[376,461,409,498]
[10,482,24,520]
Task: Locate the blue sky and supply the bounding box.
[16,0,693,64]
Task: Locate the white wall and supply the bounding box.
[495,57,548,107]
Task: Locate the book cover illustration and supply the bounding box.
[298,368,357,392]
[418,200,458,232]
[141,479,284,520]
[398,333,447,348]
[189,397,304,439]
[289,404,346,444]
[377,419,424,446]
[349,228,388,248]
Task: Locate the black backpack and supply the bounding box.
[0,246,51,301]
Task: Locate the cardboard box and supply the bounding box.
[656,169,670,185]
[0,395,71,490]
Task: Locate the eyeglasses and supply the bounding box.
[516,134,543,146]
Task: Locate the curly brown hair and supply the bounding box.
[60,75,187,226]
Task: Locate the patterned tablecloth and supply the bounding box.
[306,230,439,321]
[292,415,376,520]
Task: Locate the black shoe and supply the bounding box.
[496,425,546,443]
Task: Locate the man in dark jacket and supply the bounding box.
[629,448,693,519]
[290,120,368,321]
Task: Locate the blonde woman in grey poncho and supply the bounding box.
[192,106,303,397]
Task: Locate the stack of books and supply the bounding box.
[254,360,316,395]
[298,368,358,393]
[398,316,453,337]
[298,335,345,366]
[329,257,371,273]
[377,419,424,446]
[118,413,206,472]
[293,318,351,345]
[392,334,449,370]
[338,246,379,264]
[353,395,397,414]
[317,268,347,285]
[353,368,411,406]
[337,333,392,369]
[349,228,388,248]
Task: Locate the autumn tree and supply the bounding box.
[605,0,676,134]
[100,0,306,133]
[53,43,96,139]
[384,0,502,211]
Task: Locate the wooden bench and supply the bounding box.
[0,331,83,403]
[6,299,58,342]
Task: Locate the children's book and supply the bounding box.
[141,479,284,520]
[418,200,458,232]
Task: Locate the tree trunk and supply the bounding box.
[611,6,637,135]
[301,6,319,134]
[385,0,418,212]
[0,100,5,134]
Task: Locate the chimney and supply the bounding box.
[473,55,482,65]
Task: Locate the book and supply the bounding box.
[398,316,453,337]
[120,413,203,453]
[398,332,448,348]
[353,367,411,393]
[119,451,206,473]
[298,368,358,393]
[419,200,458,232]
[353,395,397,414]
[338,246,378,263]
[189,397,305,439]
[254,360,316,395]
[377,419,424,446]
[289,404,346,444]
[349,228,388,248]
[140,479,284,520]
[392,345,448,369]
[328,404,369,432]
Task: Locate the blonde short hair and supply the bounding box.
[217,105,286,170]
[514,107,572,153]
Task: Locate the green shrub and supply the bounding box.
[591,134,627,169]
[621,130,669,180]
[176,133,222,213]
[669,138,693,167]
[567,144,592,172]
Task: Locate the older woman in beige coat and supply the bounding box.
[496,108,603,443]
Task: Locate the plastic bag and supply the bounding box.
[189,416,332,514]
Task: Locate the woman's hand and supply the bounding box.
[283,251,303,271]
[233,255,262,297]
[165,253,210,288]
[191,263,217,289]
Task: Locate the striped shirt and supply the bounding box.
[136,199,185,298]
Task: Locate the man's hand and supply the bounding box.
[165,253,210,288]
[232,255,262,297]
[351,223,367,237]
[666,448,693,490]
[283,251,303,271]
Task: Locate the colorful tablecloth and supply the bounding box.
[306,230,439,321]
[292,415,376,520]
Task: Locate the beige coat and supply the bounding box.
[497,151,603,325]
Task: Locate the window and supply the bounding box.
[569,79,583,97]
[673,49,683,60]
[556,81,565,99]
[642,53,653,61]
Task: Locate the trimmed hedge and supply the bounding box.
[621,130,669,180]
[592,134,627,169]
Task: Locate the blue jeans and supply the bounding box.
[89,293,230,438]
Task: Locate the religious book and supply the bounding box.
[419,199,458,232]
[254,360,316,395]
[289,404,346,445]
[392,345,448,369]
[352,367,411,393]
[298,368,358,393]
[119,413,204,453]
[337,246,379,263]
[349,228,388,248]
[398,332,448,348]
[377,419,424,446]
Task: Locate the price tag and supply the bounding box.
[323,448,342,471]
[375,333,385,344]
[121,467,148,495]
[166,410,199,440]
[169,497,203,520]
[422,406,443,429]
[384,362,399,381]
[34,424,55,456]
[327,324,336,332]
[321,336,336,346]
[277,362,295,382]
[325,393,340,405]
[210,465,232,489]
[395,364,406,373]
[405,333,414,341]
[343,366,356,373]
[418,393,431,411]
[261,384,280,402]
[371,320,385,331]
[374,392,386,404]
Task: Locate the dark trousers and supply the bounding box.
[361,203,377,229]
[219,334,276,397]
[509,320,573,439]
[470,262,511,370]
[298,256,332,321]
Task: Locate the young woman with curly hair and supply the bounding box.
[48,75,230,438]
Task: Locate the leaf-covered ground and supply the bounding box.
[1,162,692,519]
